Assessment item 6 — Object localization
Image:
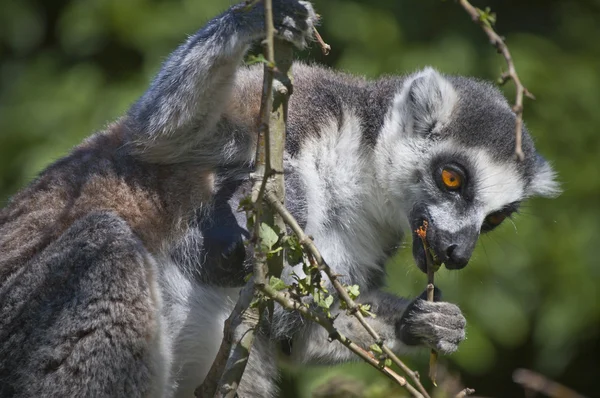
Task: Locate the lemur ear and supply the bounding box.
[395,67,458,136]
[529,154,561,198]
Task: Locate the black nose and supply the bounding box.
[444,244,469,269]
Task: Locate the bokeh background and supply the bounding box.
[1,0,598,396]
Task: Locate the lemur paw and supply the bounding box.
[237,0,318,49]
[397,299,466,354]
[273,1,318,49]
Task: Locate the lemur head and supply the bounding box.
[375,67,559,273]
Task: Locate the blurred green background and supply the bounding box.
[1,0,598,396]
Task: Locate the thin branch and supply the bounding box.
[513,369,587,398]
[313,27,331,55]
[416,221,439,385]
[457,0,535,161]
[194,282,255,397]
[200,0,292,395]
[265,191,430,398]
[252,0,277,240]
[455,388,476,398]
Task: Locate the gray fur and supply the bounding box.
[0,212,169,397]
[0,1,558,397]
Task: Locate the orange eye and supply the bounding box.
[486,212,507,226]
[441,169,462,190]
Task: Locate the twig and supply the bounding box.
[313,27,331,55]
[416,221,438,385]
[513,369,587,398]
[455,388,476,398]
[456,0,535,161]
[252,0,278,230]
[265,191,430,398]
[194,282,255,397]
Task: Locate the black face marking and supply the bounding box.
[428,153,476,212]
[481,201,520,233]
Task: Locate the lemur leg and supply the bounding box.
[290,290,466,364]
[125,0,317,165]
[0,212,170,398]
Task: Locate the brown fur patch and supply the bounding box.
[0,121,214,282]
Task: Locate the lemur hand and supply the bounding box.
[235,0,318,49]
[396,289,466,354]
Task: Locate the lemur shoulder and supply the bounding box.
[0,1,559,397]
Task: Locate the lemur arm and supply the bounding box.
[124,1,316,165]
[289,289,466,365]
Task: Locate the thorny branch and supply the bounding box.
[197,0,291,396]
[457,0,535,161]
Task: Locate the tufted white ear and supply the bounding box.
[393,67,458,137]
[529,154,561,197]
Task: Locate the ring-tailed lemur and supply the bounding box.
[0,1,559,397]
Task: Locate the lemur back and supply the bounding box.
[0,1,558,397]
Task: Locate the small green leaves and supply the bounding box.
[238,195,253,212]
[370,344,383,355]
[315,293,334,314]
[477,7,496,28]
[269,276,288,291]
[249,295,263,309]
[359,304,376,318]
[245,53,276,69]
[346,284,360,300]
[245,53,268,66]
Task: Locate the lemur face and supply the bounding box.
[408,144,529,272]
[375,68,559,273]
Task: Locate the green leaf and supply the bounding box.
[267,246,283,257]
[313,288,322,302]
[359,304,376,318]
[282,235,303,265]
[269,276,287,291]
[245,53,268,66]
[384,358,393,367]
[370,344,383,355]
[238,195,253,212]
[249,296,262,309]
[259,222,279,251]
[347,284,360,299]
[323,295,334,309]
[476,7,497,28]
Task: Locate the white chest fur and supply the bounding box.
[159,259,240,398]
